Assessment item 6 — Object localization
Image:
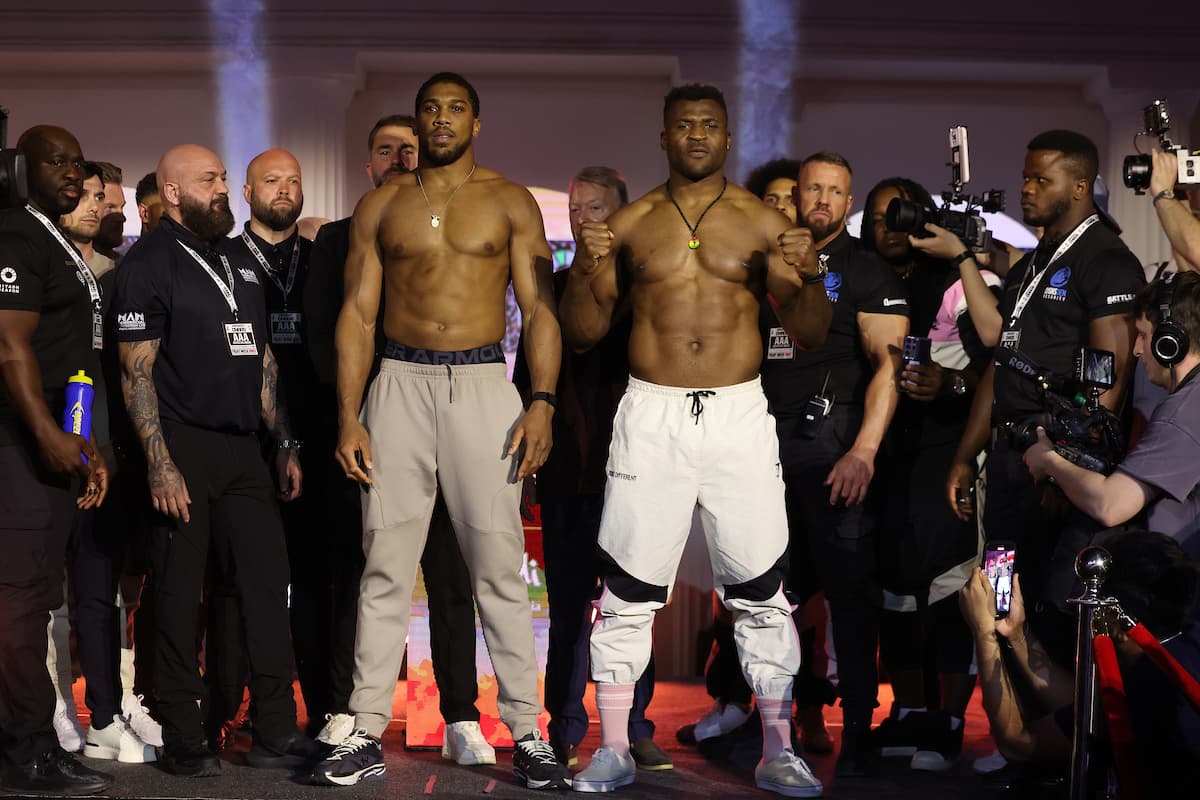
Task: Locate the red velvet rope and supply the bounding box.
[1126,622,1200,710]
[1093,633,1143,800]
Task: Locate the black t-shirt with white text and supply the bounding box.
[0,208,103,445]
[760,229,908,414]
[112,215,269,434]
[992,219,1143,424]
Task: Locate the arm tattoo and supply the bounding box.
[261,345,294,440]
[120,339,169,467]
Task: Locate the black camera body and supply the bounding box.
[1123,99,1200,195]
[1,106,29,210]
[997,346,1124,474]
[884,125,1004,252]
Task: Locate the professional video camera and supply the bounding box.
[1,106,29,209]
[1122,99,1200,195]
[997,346,1124,474]
[885,125,1005,252]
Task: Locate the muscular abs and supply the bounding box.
[377,178,514,350]
[623,195,768,388]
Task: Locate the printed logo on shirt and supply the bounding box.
[1043,265,1072,302]
[767,326,794,360]
[0,266,18,293]
[1107,293,1134,305]
[116,311,146,331]
[607,469,638,482]
[883,297,908,307]
[824,271,842,302]
[237,267,260,284]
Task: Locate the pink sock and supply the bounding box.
[758,698,792,761]
[595,683,634,757]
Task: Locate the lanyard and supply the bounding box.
[24,204,102,310]
[240,231,300,305]
[177,240,238,318]
[1008,214,1099,327]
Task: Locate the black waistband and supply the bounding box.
[382,340,505,366]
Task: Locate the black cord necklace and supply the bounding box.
[665,178,727,250]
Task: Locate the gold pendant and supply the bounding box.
[688,236,700,250]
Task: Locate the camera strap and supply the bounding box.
[1008,213,1099,327]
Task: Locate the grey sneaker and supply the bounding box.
[572,746,635,793]
[755,749,823,798]
[316,713,356,746]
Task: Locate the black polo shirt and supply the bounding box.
[112,215,268,434]
[992,218,1143,424]
[0,207,103,445]
[227,223,321,435]
[760,229,908,414]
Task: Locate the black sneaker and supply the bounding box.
[310,729,385,786]
[247,731,331,769]
[159,739,221,777]
[513,732,571,790]
[0,748,113,796]
[871,711,929,758]
[910,711,964,772]
[835,721,880,778]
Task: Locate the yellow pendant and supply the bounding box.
[688,236,700,250]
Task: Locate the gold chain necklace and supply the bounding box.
[415,164,476,228]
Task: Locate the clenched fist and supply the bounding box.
[778,226,820,281]
[577,221,615,274]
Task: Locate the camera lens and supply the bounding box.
[884,197,926,234]
[1123,154,1152,191]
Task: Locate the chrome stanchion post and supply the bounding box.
[1067,545,1112,800]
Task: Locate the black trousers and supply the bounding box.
[0,441,76,764]
[71,508,123,728]
[150,423,296,749]
[779,407,881,725]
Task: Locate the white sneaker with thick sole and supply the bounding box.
[573,746,636,793]
[84,718,156,764]
[121,694,163,748]
[755,749,823,798]
[316,713,356,746]
[973,749,1008,774]
[53,697,86,753]
[441,721,497,765]
[693,702,753,742]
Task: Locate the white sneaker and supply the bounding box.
[693,702,753,742]
[53,697,86,753]
[973,748,1008,774]
[121,693,163,748]
[85,718,157,764]
[441,720,496,766]
[573,746,636,793]
[317,713,357,746]
[755,749,823,798]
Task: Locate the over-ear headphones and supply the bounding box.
[1152,272,1189,368]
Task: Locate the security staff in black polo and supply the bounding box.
[303,116,484,746]
[947,130,1144,662]
[112,144,321,777]
[0,125,114,796]
[223,148,362,745]
[761,152,908,778]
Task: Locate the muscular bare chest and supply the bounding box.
[622,203,767,290]
[378,186,510,265]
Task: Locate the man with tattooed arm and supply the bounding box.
[112,144,321,777]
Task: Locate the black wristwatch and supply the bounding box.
[801,260,828,285]
[531,391,558,410]
[951,250,973,268]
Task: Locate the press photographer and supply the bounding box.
[1024,272,1200,560]
[945,129,1144,636]
[1149,149,1200,271]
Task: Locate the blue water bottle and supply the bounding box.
[62,370,95,442]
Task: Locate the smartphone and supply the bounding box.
[902,335,932,366]
[983,541,1017,619]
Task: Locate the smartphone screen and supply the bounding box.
[983,543,1016,619]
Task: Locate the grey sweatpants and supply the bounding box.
[349,359,540,739]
